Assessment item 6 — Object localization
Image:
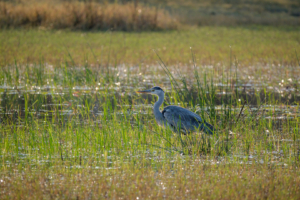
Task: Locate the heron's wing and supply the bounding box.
[162,106,204,133]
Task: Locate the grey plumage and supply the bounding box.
[137,86,215,135]
[162,106,214,134]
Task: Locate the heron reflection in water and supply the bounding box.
[137,86,215,135]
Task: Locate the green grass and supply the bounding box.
[0,27,300,199]
[0,26,299,66]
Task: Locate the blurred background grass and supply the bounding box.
[1,26,299,66]
[0,0,299,31]
[1,0,298,66]
[0,1,177,31]
[147,0,300,26]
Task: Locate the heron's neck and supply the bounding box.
[153,93,164,118]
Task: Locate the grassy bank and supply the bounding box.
[0,26,299,65]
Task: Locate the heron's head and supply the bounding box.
[137,86,164,96]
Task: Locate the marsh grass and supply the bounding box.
[0,40,300,198]
[0,63,300,199]
[0,1,177,31]
[2,163,300,200]
[2,0,300,28]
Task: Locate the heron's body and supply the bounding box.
[138,86,214,135]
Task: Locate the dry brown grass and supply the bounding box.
[0,1,178,31]
[1,164,300,199]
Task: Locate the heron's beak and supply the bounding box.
[136,89,152,94]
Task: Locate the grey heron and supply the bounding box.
[137,86,215,135]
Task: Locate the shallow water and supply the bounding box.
[1,64,299,123]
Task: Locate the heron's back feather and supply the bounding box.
[162,106,214,135]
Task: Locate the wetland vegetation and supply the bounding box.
[0,0,300,199]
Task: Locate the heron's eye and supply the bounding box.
[152,89,155,92]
